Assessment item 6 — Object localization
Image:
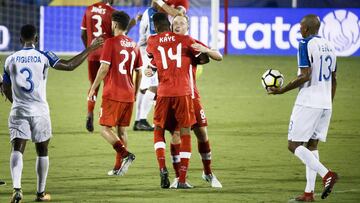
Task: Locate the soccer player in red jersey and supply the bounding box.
[81,0,115,132]
[146,12,206,189]
[153,0,189,16]
[167,15,224,188]
[88,11,142,176]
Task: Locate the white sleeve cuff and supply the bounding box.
[100,60,111,65]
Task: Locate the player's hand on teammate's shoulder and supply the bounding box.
[267,87,284,95]
[89,37,104,50]
[191,43,209,53]
[144,66,155,77]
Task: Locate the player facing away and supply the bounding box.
[133,0,189,131]
[268,14,338,201]
[146,12,205,189]
[2,24,103,203]
[88,11,142,176]
[81,0,115,133]
[168,15,223,188]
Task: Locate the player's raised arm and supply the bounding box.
[191,43,223,61]
[53,37,104,71]
[153,0,186,17]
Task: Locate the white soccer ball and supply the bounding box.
[261,69,284,90]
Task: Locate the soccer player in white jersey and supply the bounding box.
[0,75,6,187]
[2,24,103,203]
[133,2,161,131]
[268,14,338,201]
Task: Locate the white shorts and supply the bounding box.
[8,115,52,143]
[288,105,332,142]
[139,46,158,90]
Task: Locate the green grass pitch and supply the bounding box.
[0,55,359,202]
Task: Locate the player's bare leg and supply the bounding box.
[86,85,99,133]
[101,126,135,176]
[289,141,338,200]
[154,126,170,188]
[177,127,193,189]
[10,138,27,203]
[108,127,128,175]
[34,140,51,202]
[194,126,222,188]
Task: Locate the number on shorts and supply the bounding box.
[92,15,102,37]
[200,109,206,120]
[157,44,182,70]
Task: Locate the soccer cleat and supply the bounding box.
[107,169,122,176]
[10,189,23,203]
[176,181,194,189]
[133,121,140,131]
[135,119,154,131]
[202,171,223,188]
[86,113,94,132]
[35,192,51,202]
[118,153,135,176]
[169,178,193,189]
[169,178,179,189]
[160,168,170,188]
[0,179,5,186]
[295,192,315,202]
[321,171,338,199]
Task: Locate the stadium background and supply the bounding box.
[1,0,360,202]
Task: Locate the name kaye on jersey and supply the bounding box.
[159,35,176,43]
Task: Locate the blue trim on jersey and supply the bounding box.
[3,70,11,84]
[298,36,313,68]
[22,47,34,50]
[36,49,60,67]
[148,7,158,35]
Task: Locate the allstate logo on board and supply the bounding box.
[321,10,360,56]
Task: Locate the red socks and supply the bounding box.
[198,141,212,175]
[112,140,128,158]
[154,129,166,170]
[179,134,191,183]
[170,143,180,177]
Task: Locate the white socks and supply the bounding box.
[294,146,328,178]
[10,151,23,189]
[305,150,319,193]
[36,156,49,193]
[135,91,144,121]
[140,91,155,120]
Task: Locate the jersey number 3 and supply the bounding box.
[20,67,34,93]
[92,15,102,37]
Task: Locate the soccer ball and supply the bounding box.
[261,69,284,90]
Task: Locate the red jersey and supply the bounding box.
[81,2,114,61]
[164,0,189,12]
[191,40,209,99]
[147,31,199,97]
[100,35,142,102]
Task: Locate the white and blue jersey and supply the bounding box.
[138,7,158,47]
[295,35,337,109]
[3,47,60,117]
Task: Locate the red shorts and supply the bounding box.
[154,95,196,132]
[88,61,101,82]
[192,98,208,128]
[99,98,134,127]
